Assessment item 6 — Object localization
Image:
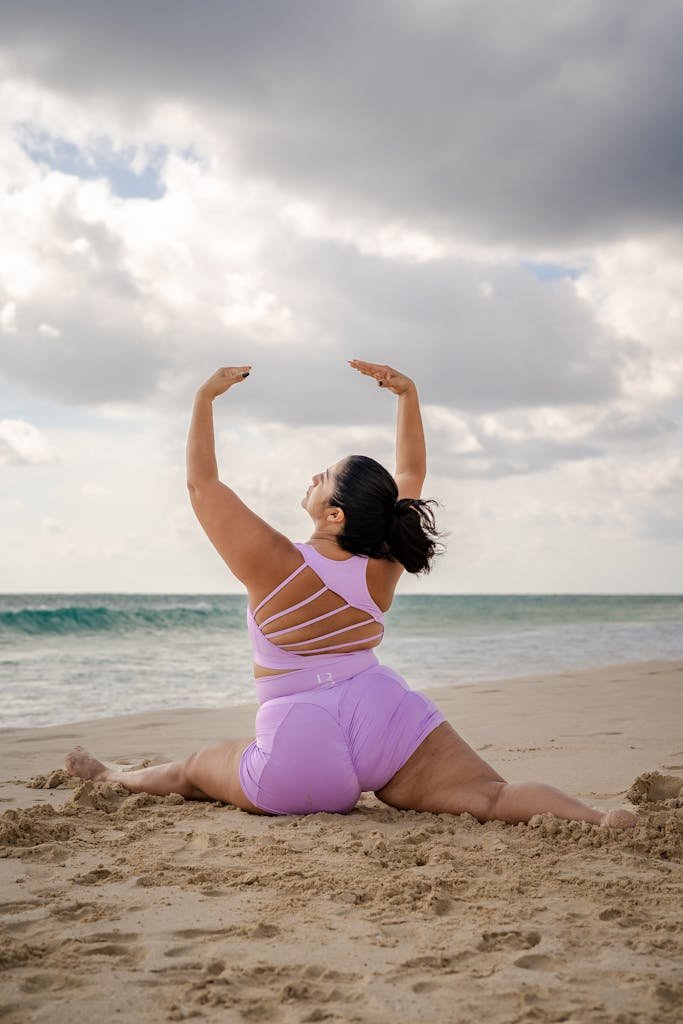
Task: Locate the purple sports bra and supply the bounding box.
[247,542,385,676]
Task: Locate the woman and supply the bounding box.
[66,360,637,828]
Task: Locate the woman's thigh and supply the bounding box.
[184,738,272,814]
[374,720,506,814]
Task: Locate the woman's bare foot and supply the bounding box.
[65,745,111,782]
[601,808,638,829]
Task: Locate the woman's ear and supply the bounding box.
[327,506,345,527]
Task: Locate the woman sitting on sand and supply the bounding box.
[66,360,637,829]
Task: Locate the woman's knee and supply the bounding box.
[181,742,262,808]
[449,778,506,821]
[180,750,209,797]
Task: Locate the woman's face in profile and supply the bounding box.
[301,458,345,518]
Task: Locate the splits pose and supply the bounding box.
[66,360,637,829]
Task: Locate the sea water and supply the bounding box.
[1,593,681,728]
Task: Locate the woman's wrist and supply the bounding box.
[195,386,215,403]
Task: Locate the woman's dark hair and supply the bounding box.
[330,455,444,575]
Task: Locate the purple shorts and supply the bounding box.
[239,662,446,815]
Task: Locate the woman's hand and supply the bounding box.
[348,359,414,396]
[197,366,251,400]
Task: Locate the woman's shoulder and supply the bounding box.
[365,555,404,613]
[245,536,305,603]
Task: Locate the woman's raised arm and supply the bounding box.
[186,366,292,585]
[348,360,426,498]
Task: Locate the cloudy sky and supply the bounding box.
[1,0,682,593]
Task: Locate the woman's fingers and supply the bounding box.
[348,359,383,371]
[199,365,252,399]
[223,365,251,378]
[348,360,395,383]
[348,359,413,396]
[348,359,387,379]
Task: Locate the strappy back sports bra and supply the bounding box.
[246,542,385,676]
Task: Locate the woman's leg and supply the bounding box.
[65,742,270,814]
[375,722,637,828]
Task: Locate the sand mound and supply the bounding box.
[61,780,187,817]
[627,771,683,805]
[26,769,74,790]
[0,805,76,847]
[65,780,130,813]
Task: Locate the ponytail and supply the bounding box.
[386,497,441,575]
[331,455,444,575]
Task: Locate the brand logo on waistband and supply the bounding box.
[316,671,334,686]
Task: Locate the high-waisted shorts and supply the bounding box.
[239,660,446,815]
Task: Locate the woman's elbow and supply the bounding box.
[187,477,217,499]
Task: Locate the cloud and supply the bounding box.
[82,482,110,497]
[42,517,65,534]
[576,233,683,405]
[0,418,59,464]
[422,404,683,479]
[261,235,631,415]
[0,5,678,429]
[0,2,682,589]
[1,137,640,421]
[0,168,174,404]
[572,453,683,496]
[2,1,682,247]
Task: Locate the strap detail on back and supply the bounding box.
[280,620,380,647]
[247,542,385,672]
[258,585,328,629]
[252,561,309,616]
[265,603,350,639]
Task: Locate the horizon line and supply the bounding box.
[1,591,681,599]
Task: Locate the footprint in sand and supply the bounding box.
[20,972,68,993]
[400,955,455,970]
[80,942,135,960]
[251,922,280,938]
[71,931,142,966]
[72,867,113,885]
[513,953,555,971]
[164,963,361,1017]
[598,907,623,921]
[1,899,42,914]
[412,980,442,993]
[477,929,541,952]
[653,981,683,1007]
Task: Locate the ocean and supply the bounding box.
[1,593,681,729]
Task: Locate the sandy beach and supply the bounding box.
[1,659,681,1023]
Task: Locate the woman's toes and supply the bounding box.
[602,808,638,829]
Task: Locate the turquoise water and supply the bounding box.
[1,593,681,728]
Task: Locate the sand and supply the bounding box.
[1,659,682,1023]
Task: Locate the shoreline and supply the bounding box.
[3,655,681,735]
[1,658,682,1023]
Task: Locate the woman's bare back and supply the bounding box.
[247,540,401,678]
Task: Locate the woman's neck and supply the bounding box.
[307,532,340,546]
